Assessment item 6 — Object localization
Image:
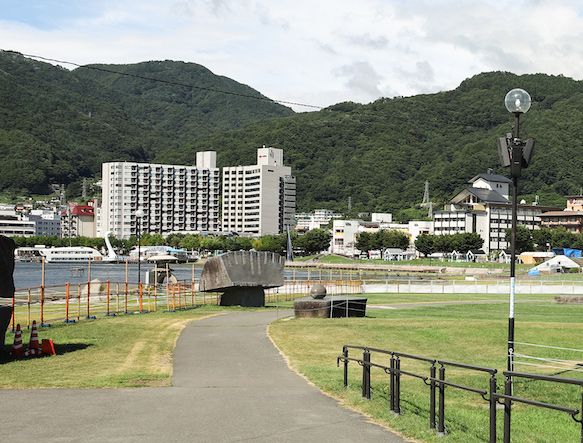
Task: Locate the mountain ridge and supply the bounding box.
[2,50,583,214]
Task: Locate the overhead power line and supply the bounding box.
[20,52,324,110]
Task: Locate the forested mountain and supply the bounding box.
[2,49,583,213]
[160,71,583,212]
[0,50,292,195]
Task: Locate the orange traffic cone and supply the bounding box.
[41,339,56,356]
[10,324,24,358]
[25,320,42,357]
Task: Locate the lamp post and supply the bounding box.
[498,89,536,441]
[135,209,144,288]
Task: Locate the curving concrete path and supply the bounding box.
[0,311,405,442]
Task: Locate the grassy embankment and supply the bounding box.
[0,306,226,388]
[270,293,583,442]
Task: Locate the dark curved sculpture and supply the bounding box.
[200,251,284,307]
[0,236,16,353]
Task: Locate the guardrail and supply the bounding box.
[337,345,583,442]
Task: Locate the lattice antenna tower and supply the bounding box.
[420,180,434,218]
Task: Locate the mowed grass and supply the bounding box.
[1,306,222,388]
[269,295,583,442]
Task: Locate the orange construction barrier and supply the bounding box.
[10,324,24,358]
[25,320,42,357]
[41,339,56,356]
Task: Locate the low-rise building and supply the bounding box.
[28,209,61,237]
[294,209,341,232]
[0,205,35,237]
[331,218,432,257]
[61,201,98,238]
[540,196,583,233]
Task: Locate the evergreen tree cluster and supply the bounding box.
[414,233,484,256]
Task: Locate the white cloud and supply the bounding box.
[1,0,583,110]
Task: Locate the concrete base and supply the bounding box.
[294,296,368,318]
[219,287,265,307]
[0,305,13,354]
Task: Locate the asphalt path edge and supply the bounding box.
[266,318,415,443]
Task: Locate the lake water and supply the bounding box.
[13,261,418,290]
[13,262,368,289]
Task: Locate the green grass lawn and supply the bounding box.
[0,306,225,388]
[269,295,583,442]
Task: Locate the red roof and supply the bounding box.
[61,205,94,217]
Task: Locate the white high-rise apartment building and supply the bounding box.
[101,152,220,239]
[222,147,296,236]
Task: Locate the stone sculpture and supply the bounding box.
[200,251,285,307]
[0,236,16,352]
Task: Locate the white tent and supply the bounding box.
[532,256,583,273]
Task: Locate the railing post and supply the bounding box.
[489,374,497,443]
[395,357,401,414]
[343,347,348,387]
[438,365,446,435]
[65,282,70,323]
[580,391,583,443]
[390,354,395,412]
[362,350,371,399]
[503,375,512,443]
[430,364,436,429]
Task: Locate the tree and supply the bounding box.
[504,225,534,254]
[451,233,484,253]
[434,235,454,253]
[415,234,435,257]
[296,228,332,255]
[376,229,410,250]
[355,232,375,254]
[532,228,554,251]
[252,234,287,254]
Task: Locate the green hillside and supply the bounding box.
[2,49,583,213]
[158,71,583,212]
[0,50,292,195]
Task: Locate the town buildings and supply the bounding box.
[61,201,98,238]
[331,216,432,257]
[433,172,560,253]
[294,209,341,232]
[222,147,296,236]
[28,209,61,237]
[100,152,220,239]
[539,196,583,233]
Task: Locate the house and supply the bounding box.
[450,250,463,261]
[466,249,488,262]
[498,249,512,264]
[383,248,415,261]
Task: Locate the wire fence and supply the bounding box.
[3,278,364,332]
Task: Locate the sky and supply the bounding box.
[1,0,583,111]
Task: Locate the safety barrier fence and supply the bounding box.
[337,345,583,442]
[361,279,583,295]
[4,279,363,332]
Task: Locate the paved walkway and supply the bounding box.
[0,311,405,442]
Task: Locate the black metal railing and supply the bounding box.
[495,371,583,443]
[337,345,583,442]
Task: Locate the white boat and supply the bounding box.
[40,247,103,263]
[15,245,46,262]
